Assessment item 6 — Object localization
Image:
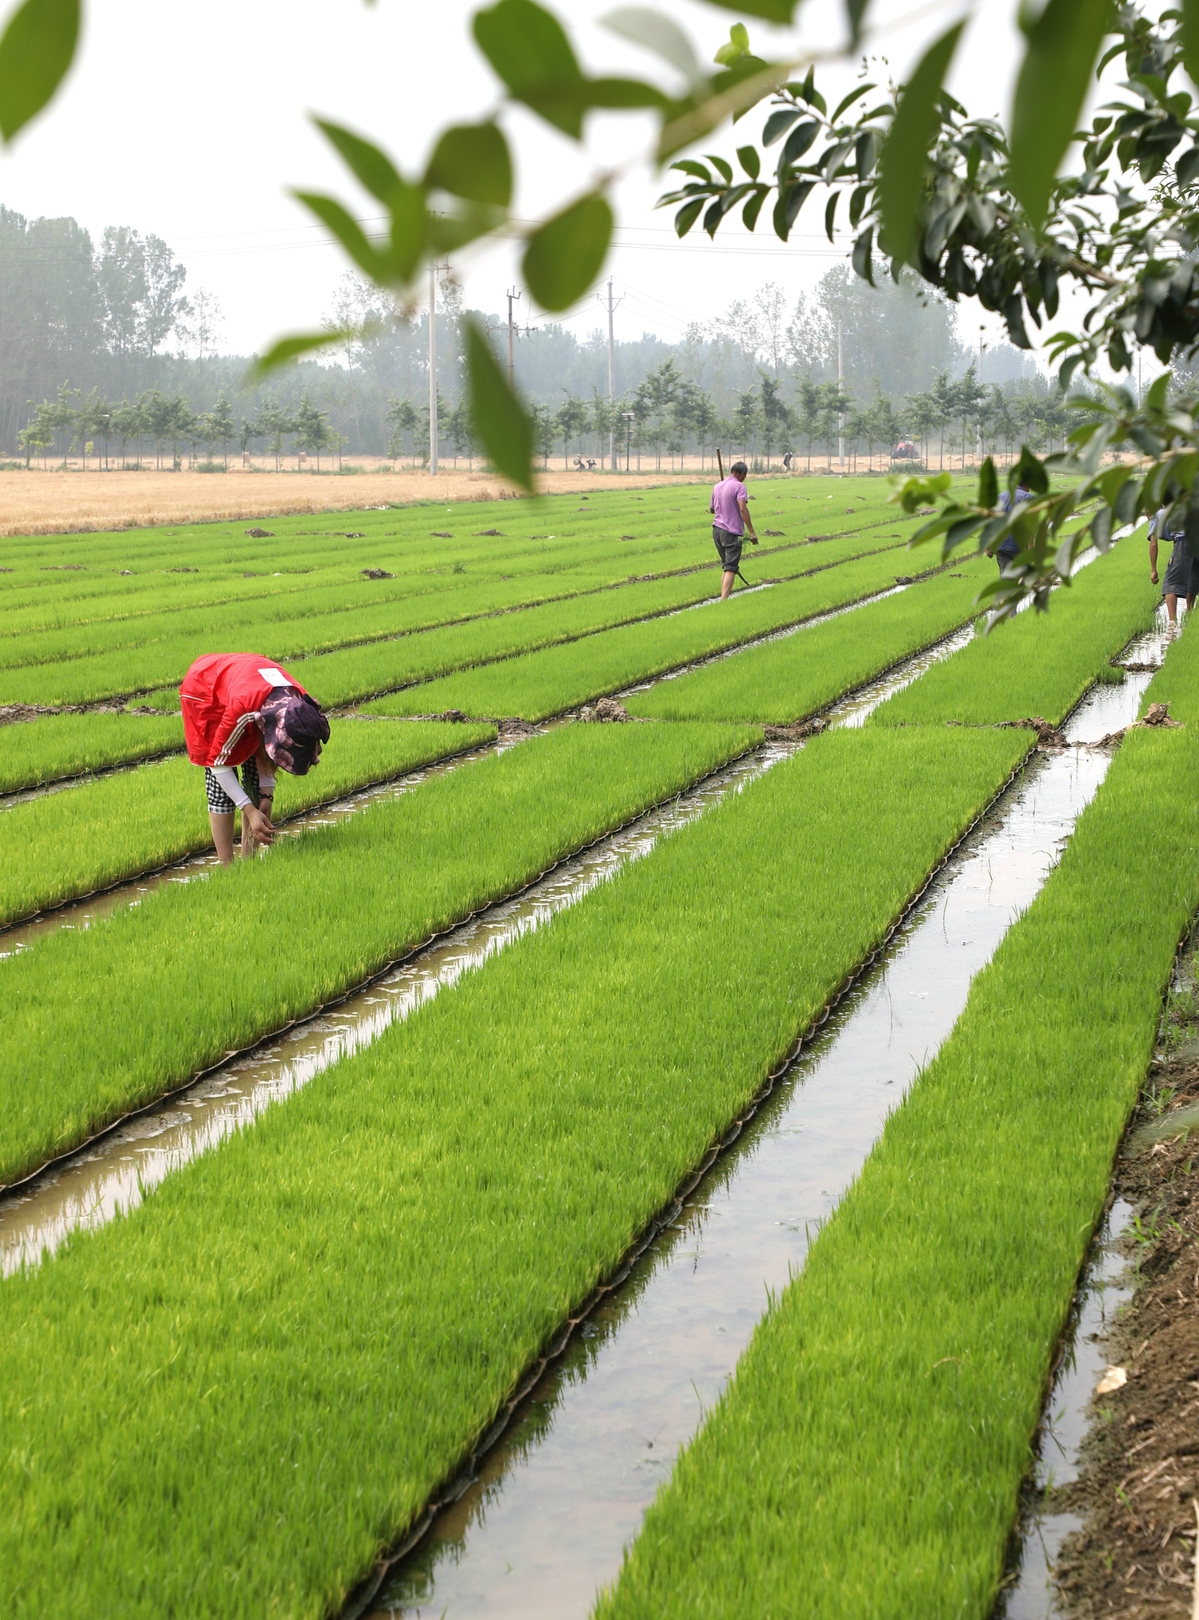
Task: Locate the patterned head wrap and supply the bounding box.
[254,688,330,775]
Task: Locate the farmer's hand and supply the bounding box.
[1151,569,1159,583]
[749,534,759,545]
[245,805,275,847]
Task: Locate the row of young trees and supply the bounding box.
[385,357,1080,474]
[16,346,1077,478]
[16,386,342,472]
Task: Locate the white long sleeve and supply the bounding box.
[212,766,251,809]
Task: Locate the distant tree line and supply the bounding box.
[4,201,1062,471]
[16,385,343,471]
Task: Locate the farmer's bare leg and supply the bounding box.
[210,810,236,866]
[1166,592,1180,624]
[721,569,735,600]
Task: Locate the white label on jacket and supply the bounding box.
[258,667,291,687]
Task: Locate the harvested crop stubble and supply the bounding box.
[0,719,494,927]
[0,725,1029,1618]
[0,711,183,793]
[364,546,947,722]
[871,536,1157,727]
[596,723,1199,1620]
[0,722,758,1186]
[625,562,987,723]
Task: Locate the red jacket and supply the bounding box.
[180,653,309,768]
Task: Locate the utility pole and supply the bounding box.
[837,319,844,469]
[506,286,521,390]
[429,260,438,476]
[599,278,624,472]
[977,325,986,465]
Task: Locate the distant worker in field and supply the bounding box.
[710,459,759,601]
[1149,506,1199,626]
[180,653,331,865]
[992,476,1033,572]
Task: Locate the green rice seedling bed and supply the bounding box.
[0,720,494,928]
[0,525,913,710]
[363,546,947,723]
[0,479,913,639]
[872,537,1157,727]
[0,725,1027,1618]
[0,497,905,652]
[0,722,758,1186]
[626,561,988,723]
[0,712,184,793]
[595,723,1199,1620]
[291,528,915,709]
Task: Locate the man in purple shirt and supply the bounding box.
[709,460,759,599]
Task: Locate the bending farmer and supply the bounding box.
[710,460,759,600]
[180,653,331,865]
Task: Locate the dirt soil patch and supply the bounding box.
[0,467,713,539]
[1049,963,1199,1616]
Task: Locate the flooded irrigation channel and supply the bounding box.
[346,627,1168,1620]
[998,1202,1136,1619]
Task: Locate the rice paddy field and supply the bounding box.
[0,473,1187,1619]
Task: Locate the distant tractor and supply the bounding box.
[892,439,919,459]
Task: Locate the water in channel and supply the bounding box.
[998,1202,1136,1619]
[357,627,1168,1620]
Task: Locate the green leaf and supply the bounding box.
[523,193,612,310]
[1010,0,1112,226]
[772,178,814,240]
[877,22,964,265]
[675,197,704,235]
[832,83,874,122]
[425,121,512,207]
[714,23,750,64]
[387,183,430,281]
[1146,371,1171,411]
[600,8,703,83]
[249,329,355,379]
[474,0,585,135]
[0,0,78,143]
[978,454,998,509]
[465,317,535,494]
[314,120,404,206]
[584,76,667,110]
[1010,445,1049,495]
[1183,0,1199,89]
[779,118,819,167]
[851,227,875,284]
[702,0,796,23]
[763,107,801,145]
[292,192,390,282]
[844,0,870,46]
[737,143,760,178]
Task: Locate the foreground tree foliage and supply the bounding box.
[4,0,1199,612]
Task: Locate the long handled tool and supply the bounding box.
[713,448,752,589]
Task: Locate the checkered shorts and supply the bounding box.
[205,757,260,814]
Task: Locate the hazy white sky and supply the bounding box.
[0,0,1045,361]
